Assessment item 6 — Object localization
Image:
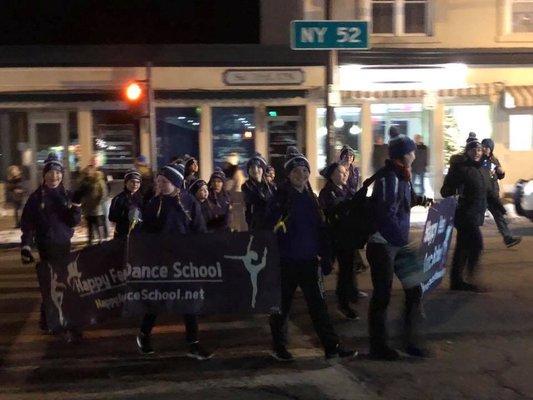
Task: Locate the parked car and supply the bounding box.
[514,179,533,222]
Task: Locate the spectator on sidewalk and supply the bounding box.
[372,135,389,174]
[339,145,360,196]
[6,165,27,228]
[412,134,428,196]
[75,164,109,245]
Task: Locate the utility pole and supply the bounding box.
[325,0,338,165]
[146,62,157,173]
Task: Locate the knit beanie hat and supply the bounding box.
[339,145,355,160]
[184,157,198,174]
[465,137,482,152]
[43,153,64,176]
[466,132,478,144]
[284,146,310,173]
[188,179,207,196]
[246,152,267,172]
[481,138,494,153]
[320,162,340,180]
[158,164,184,189]
[124,169,141,183]
[388,127,416,160]
[209,167,226,183]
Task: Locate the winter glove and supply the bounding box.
[320,256,333,276]
[21,247,35,264]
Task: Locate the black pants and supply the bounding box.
[140,313,199,343]
[335,248,360,307]
[366,243,423,350]
[86,215,107,244]
[488,201,512,240]
[451,225,483,284]
[269,259,339,352]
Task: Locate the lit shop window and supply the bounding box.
[212,107,255,169]
[316,107,361,171]
[512,0,533,32]
[510,114,533,150]
[371,0,429,35]
[156,108,200,168]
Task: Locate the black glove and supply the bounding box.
[21,248,35,264]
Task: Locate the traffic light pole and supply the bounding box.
[146,63,157,173]
[324,0,337,165]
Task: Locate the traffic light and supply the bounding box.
[123,81,148,118]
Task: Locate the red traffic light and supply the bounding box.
[124,82,143,102]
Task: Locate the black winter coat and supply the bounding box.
[108,189,144,238]
[21,185,81,249]
[441,157,497,227]
[142,191,206,235]
[241,179,274,230]
[319,181,354,250]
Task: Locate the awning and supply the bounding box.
[341,83,503,101]
[504,86,533,108]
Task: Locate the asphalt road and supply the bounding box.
[1,218,532,400]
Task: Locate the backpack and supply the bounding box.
[326,168,386,250]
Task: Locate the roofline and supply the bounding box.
[0,45,531,68]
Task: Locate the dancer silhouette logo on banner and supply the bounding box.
[224,236,268,308]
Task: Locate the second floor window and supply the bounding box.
[371,0,429,35]
[512,0,533,32]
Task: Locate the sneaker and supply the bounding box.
[272,346,294,362]
[357,290,368,298]
[405,345,433,358]
[338,305,360,321]
[136,333,155,355]
[369,345,400,361]
[325,344,357,360]
[504,236,522,248]
[186,343,214,361]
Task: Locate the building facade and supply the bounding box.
[0,0,532,200]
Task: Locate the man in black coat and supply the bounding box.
[412,134,428,196]
[441,137,498,292]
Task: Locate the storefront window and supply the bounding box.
[509,114,533,150]
[93,111,140,178]
[370,103,423,143]
[212,107,255,169]
[443,104,492,166]
[316,107,361,171]
[156,107,200,168]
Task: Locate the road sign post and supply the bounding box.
[291,19,369,165]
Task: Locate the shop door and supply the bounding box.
[28,112,69,189]
[267,107,304,184]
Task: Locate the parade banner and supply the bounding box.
[419,197,457,293]
[39,231,281,331]
[38,238,127,332]
[393,197,457,293]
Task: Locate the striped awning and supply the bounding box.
[504,86,533,108]
[341,83,504,101]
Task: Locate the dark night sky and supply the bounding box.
[0,0,260,45]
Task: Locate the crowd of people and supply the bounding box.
[14,126,522,362]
